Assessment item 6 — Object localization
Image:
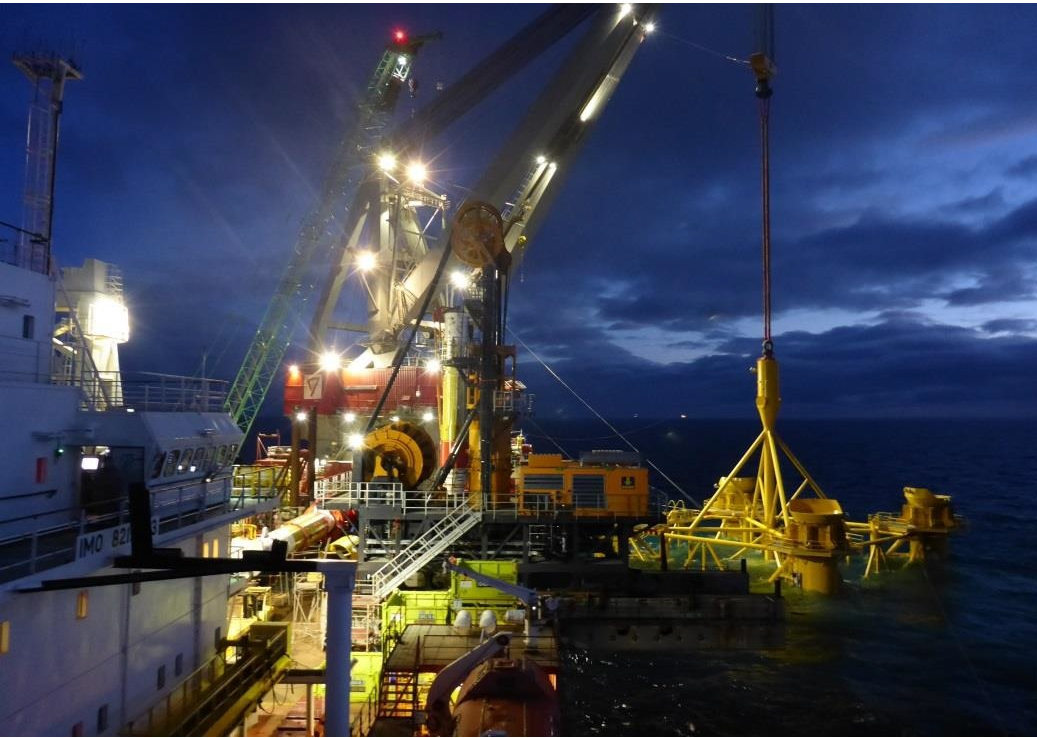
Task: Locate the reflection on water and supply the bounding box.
[532,419,1037,736]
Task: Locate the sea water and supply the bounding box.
[520,418,1037,736]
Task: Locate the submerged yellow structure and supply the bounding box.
[640,355,960,594]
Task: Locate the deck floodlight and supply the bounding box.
[295,411,309,423]
[356,250,377,272]
[377,152,397,172]
[405,161,427,184]
[348,433,365,450]
[344,412,357,423]
[450,271,469,290]
[425,358,442,373]
[320,351,341,372]
[422,410,435,422]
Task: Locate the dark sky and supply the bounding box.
[2,4,1036,419]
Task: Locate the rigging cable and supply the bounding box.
[751,4,777,356]
[523,417,672,442]
[509,328,699,507]
[521,415,571,458]
[658,30,750,68]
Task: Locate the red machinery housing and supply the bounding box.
[284,364,440,417]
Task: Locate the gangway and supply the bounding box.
[368,501,481,601]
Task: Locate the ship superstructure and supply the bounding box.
[0,53,289,737]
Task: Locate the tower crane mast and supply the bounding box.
[224,30,439,438]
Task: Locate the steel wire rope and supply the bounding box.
[521,416,571,457]
[509,328,699,507]
[759,94,772,348]
[657,30,751,68]
[522,417,672,442]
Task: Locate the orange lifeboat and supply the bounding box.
[451,658,560,737]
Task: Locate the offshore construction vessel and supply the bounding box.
[1,5,960,738]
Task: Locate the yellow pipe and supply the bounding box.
[787,478,809,504]
[775,435,828,499]
[765,431,790,527]
[665,533,780,552]
[760,438,775,527]
[755,356,780,430]
[439,365,459,459]
[684,431,766,530]
[707,543,725,570]
[670,526,773,534]
[767,554,791,583]
[856,534,909,547]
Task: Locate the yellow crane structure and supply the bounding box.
[631,5,960,594]
[643,355,960,595]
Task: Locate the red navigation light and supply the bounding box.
[393,29,407,44]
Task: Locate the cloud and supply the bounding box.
[981,318,1037,334]
[943,268,1035,306]
[940,188,1005,216]
[520,318,1037,419]
[1007,154,1037,179]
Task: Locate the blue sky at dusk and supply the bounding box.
[1,4,1036,419]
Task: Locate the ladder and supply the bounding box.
[527,524,549,557]
[378,670,418,718]
[368,502,480,601]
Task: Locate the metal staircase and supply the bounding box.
[368,502,481,601]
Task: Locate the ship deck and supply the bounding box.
[384,623,560,674]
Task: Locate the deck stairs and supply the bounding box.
[377,669,419,719]
[367,501,480,601]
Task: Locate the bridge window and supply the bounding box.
[76,591,88,620]
[96,704,108,733]
[163,450,180,477]
[179,448,193,472]
[150,452,165,479]
[216,446,227,465]
[156,664,166,690]
[0,620,9,654]
[22,314,34,339]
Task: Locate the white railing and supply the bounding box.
[317,479,467,517]
[0,468,278,584]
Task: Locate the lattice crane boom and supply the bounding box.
[224,32,438,437]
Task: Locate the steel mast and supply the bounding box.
[12,53,82,275]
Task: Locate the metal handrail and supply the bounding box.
[0,467,278,583]
[126,626,289,736]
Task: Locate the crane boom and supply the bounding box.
[224,32,438,437]
[395,4,659,332]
